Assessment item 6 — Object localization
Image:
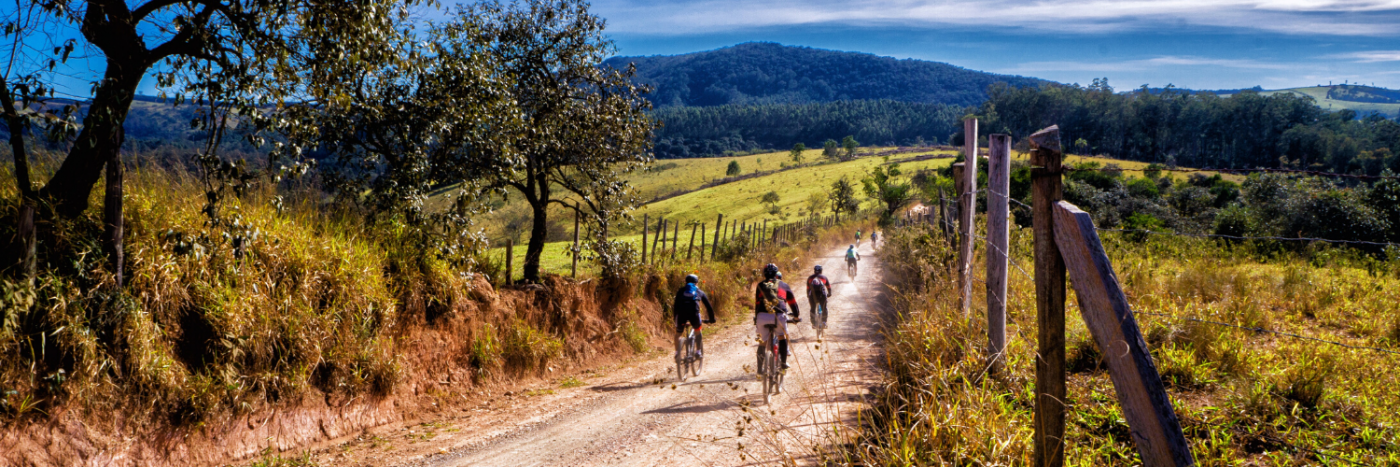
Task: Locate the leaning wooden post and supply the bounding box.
[952,162,968,307]
[959,117,978,318]
[641,213,649,265]
[671,220,680,262]
[712,214,723,260]
[762,219,769,247]
[504,239,514,286]
[571,210,580,278]
[986,134,1011,374]
[1030,125,1067,467]
[699,223,707,261]
[687,223,698,260]
[1054,201,1195,467]
[653,218,665,265]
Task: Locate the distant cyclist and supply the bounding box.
[806,265,832,321]
[855,229,863,247]
[845,244,860,276]
[755,263,800,371]
[673,274,716,360]
[870,230,879,247]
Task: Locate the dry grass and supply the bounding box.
[857,222,1400,465]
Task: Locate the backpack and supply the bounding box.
[846,249,857,260]
[808,276,828,298]
[757,282,784,314]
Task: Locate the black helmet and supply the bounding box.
[685,274,699,284]
[763,263,780,279]
[814,265,823,274]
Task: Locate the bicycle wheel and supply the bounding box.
[676,336,688,382]
[689,337,702,377]
[761,345,773,405]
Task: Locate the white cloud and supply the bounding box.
[1324,50,1400,62]
[1002,56,1293,74]
[593,0,1400,36]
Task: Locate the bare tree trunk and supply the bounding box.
[104,151,124,288]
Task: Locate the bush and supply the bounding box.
[587,238,641,281]
[500,320,563,372]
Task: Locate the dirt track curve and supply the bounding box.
[326,243,887,467]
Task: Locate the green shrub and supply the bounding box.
[500,320,563,371]
[470,324,503,376]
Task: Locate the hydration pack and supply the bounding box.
[808,277,828,298]
[846,249,857,260]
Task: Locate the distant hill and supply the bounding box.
[604,42,1050,108]
[1226,85,1400,118]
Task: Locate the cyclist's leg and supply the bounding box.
[755,313,774,371]
[777,313,790,369]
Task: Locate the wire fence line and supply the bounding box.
[1062,165,1400,181]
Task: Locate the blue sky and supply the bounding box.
[590,0,1400,90]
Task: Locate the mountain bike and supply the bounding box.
[758,323,783,404]
[847,258,858,278]
[811,300,828,340]
[676,324,703,382]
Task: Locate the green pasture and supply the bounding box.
[1258,86,1400,118]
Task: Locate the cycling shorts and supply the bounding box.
[676,310,703,333]
[754,312,788,341]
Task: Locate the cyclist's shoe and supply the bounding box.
[787,317,802,324]
[781,360,791,370]
[704,319,716,324]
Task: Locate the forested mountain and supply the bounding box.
[605,42,1047,108]
[980,80,1400,174]
[651,100,967,158]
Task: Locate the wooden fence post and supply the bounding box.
[712,214,723,260]
[671,220,680,262]
[653,218,665,265]
[15,202,36,284]
[505,239,514,287]
[687,223,697,260]
[1030,125,1067,467]
[959,117,978,318]
[952,162,968,314]
[641,213,649,265]
[987,134,1011,374]
[1053,201,1195,467]
[571,210,580,279]
[699,223,707,261]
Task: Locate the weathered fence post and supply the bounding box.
[571,210,580,278]
[952,162,969,313]
[959,117,978,318]
[687,223,697,260]
[1053,201,1195,467]
[712,214,723,260]
[1030,125,1067,467]
[671,220,680,262]
[15,203,36,284]
[762,219,768,246]
[505,239,514,287]
[699,223,707,261]
[653,218,665,265]
[986,134,1011,374]
[641,213,649,265]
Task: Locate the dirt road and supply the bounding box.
[325,243,885,467]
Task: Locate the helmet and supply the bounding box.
[775,271,783,280]
[685,274,699,284]
[763,263,780,279]
[814,265,823,274]
[849,244,855,249]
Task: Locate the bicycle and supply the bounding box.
[811,301,828,340]
[675,323,703,382]
[847,259,858,278]
[757,324,783,404]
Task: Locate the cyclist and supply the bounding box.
[855,229,863,247]
[806,265,832,324]
[870,230,879,248]
[755,263,800,371]
[673,274,716,360]
[845,244,860,273]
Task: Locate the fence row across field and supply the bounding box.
[887,120,1399,467]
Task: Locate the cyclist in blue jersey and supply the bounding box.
[673,274,716,360]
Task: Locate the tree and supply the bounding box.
[790,143,806,164]
[2,0,417,287]
[829,176,860,219]
[841,135,860,161]
[306,21,520,271]
[805,192,827,217]
[862,163,913,221]
[761,191,781,214]
[823,139,840,160]
[458,0,656,283]
[727,160,742,176]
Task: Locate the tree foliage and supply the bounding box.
[652,100,962,158]
[790,143,806,164]
[829,176,860,218]
[862,163,912,221]
[726,160,741,176]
